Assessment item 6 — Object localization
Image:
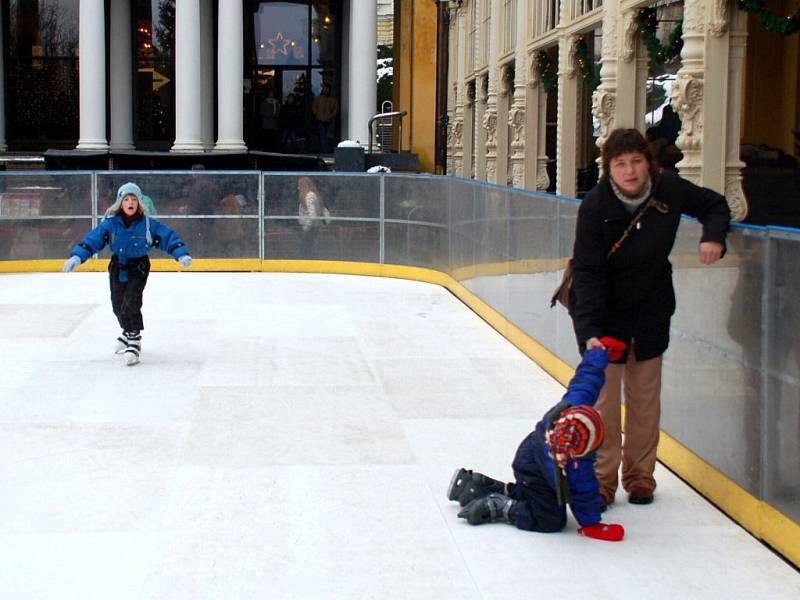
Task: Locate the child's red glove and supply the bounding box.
[578,522,625,541]
[598,337,626,362]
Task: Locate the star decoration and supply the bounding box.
[268,32,292,56]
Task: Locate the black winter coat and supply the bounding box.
[570,170,730,362]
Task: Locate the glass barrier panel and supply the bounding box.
[0,172,92,217]
[0,218,92,260]
[764,230,800,521]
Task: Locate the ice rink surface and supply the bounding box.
[0,272,798,599]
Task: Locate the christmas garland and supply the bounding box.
[536,50,558,94]
[738,0,800,36]
[574,37,601,91]
[636,6,683,65]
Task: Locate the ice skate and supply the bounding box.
[447,468,506,507]
[114,332,128,354]
[121,331,141,366]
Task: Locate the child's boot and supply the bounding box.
[122,330,141,366]
[447,468,506,506]
[457,493,517,525]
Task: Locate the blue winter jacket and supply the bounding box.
[70,214,189,282]
[514,348,608,527]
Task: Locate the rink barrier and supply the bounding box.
[0,171,798,567]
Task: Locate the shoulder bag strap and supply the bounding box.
[606,196,655,259]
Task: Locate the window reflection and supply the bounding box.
[255,2,309,66]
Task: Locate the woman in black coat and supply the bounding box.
[570,128,730,509]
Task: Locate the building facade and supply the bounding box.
[1,0,379,155]
[444,0,800,221]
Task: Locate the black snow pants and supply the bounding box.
[108,255,150,332]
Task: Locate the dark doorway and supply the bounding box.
[245,0,341,154]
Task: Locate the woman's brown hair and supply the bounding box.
[601,128,659,179]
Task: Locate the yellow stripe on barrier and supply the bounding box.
[1,257,797,567]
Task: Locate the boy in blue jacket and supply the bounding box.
[447,337,626,542]
[63,182,192,366]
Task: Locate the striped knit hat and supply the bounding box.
[546,405,605,470]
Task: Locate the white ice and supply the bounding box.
[0,272,797,599]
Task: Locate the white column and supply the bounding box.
[0,1,6,153]
[215,0,246,151]
[172,0,204,152]
[592,0,620,167]
[110,0,134,150]
[200,0,214,150]
[347,0,377,145]
[77,0,109,150]
[556,32,578,197]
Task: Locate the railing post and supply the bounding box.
[259,172,265,261]
[379,174,385,264]
[91,171,98,228]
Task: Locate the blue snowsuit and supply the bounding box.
[69,214,189,331]
[506,348,609,532]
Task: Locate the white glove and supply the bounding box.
[63,256,81,273]
[178,255,192,269]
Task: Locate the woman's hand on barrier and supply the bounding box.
[698,241,724,265]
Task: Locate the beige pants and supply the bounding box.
[594,349,663,503]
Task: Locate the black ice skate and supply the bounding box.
[447,468,506,507]
[457,493,517,526]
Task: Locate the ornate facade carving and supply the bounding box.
[621,11,639,63]
[536,161,550,191]
[725,171,749,222]
[509,107,525,146]
[592,89,617,151]
[709,0,730,37]
[683,0,707,34]
[448,119,463,149]
[482,109,498,146]
[671,74,704,152]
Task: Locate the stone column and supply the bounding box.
[592,0,620,167]
[723,2,748,221]
[556,31,578,197]
[671,0,706,185]
[448,5,466,176]
[483,0,500,184]
[110,0,134,150]
[200,0,214,150]
[77,0,109,150]
[347,1,377,144]
[508,0,528,187]
[614,8,640,129]
[215,0,247,151]
[0,2,7,153]
[172,0,204,152]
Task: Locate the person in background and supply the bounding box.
[297,176,330,258]
[280,93,301,152]
[62,182,192,366]
[312,83,339,154]
[569,128,730,509]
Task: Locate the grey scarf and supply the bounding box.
[609,176,652,214]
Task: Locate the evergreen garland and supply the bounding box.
[636,7,683,66]
[738,0,800,36]
[574,37,601,91]
[536,50,558,94]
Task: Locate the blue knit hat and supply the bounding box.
[104,182,146,219]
